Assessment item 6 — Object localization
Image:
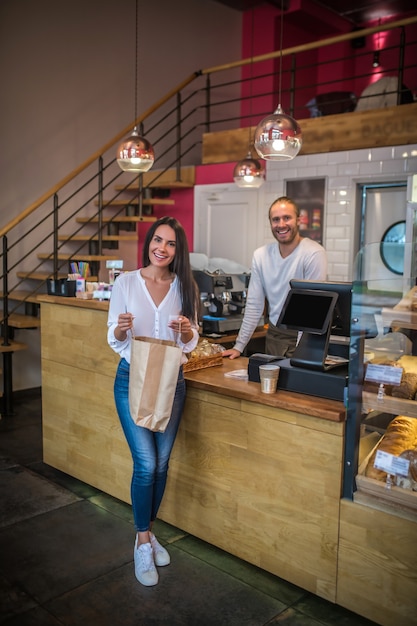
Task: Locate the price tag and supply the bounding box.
[374,450,410,477]
[365,364,403,386]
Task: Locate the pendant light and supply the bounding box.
[254,0,302,161]
[233,150,265,188]
[117,0,154,173]
[234,7,265,188]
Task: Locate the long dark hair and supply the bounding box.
[142,216,199,321]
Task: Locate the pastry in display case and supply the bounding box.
[350,268,417,511]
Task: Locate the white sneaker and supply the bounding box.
[134,542,158,586]
[150,532,170,566]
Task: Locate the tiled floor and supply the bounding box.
[0,390,380,626]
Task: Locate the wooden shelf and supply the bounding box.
[362,390,417,419]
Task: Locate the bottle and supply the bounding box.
[312,209,321,230]
[299,209,309,230]
[377,383,385,400]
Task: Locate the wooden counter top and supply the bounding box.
[37,294,110,311]
[185,357,346,423]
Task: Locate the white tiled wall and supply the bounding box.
[263,143,417,281]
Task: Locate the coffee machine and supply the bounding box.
[193,270,248,334]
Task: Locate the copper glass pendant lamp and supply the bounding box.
[233,150,265,188]
[254,0,302,161]
[234,8,265,188]
[117,0,154,173]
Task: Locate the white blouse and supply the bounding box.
[107,269,199,364]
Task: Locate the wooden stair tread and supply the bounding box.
[76,216,156,224]
[37,253,121,261]
[16,272,99,281]
[17,271,68,281]
[115,166,195,189]
[94,198,174,207]
[0,340,28,353]
[0,290,42,303]
[57,234,138,241]
[0,313,40,329]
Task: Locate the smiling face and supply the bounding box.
[269,199,301,250]
[148,224,177,269]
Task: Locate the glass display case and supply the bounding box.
[404,201,417,279]
[344,242,417,512]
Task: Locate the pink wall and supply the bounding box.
[240,2,416,121]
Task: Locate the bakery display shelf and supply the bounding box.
[381,307,417,330]
[356,443,417,512]
[362,391,417,419]
[362,410,394,435]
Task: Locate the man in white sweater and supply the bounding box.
[222,196,328,359]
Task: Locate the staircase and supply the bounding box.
[0,164,195,417]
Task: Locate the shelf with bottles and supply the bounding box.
[298,207,322,241]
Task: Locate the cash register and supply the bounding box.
[272,280,352,401]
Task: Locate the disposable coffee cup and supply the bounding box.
[259,364,280,394]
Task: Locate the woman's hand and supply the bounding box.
[168,315,193,343]
[115,312,135,340]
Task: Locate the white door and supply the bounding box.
[193,183,261,268]
[360,183,407,291]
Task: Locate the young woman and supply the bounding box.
[107,216,199,586]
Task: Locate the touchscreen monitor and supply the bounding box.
[290,279,352,337]
[277,288,339,335]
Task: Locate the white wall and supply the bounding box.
[194,144,417,282]
[0,0,242,222]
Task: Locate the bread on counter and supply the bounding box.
[365,415,417,481]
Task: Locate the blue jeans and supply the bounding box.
[114,358,186,532]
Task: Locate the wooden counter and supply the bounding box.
[40,298,345,602]
[39,298,416,625]
[160,360,345,602]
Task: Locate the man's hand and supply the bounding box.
[222,348,241,360]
